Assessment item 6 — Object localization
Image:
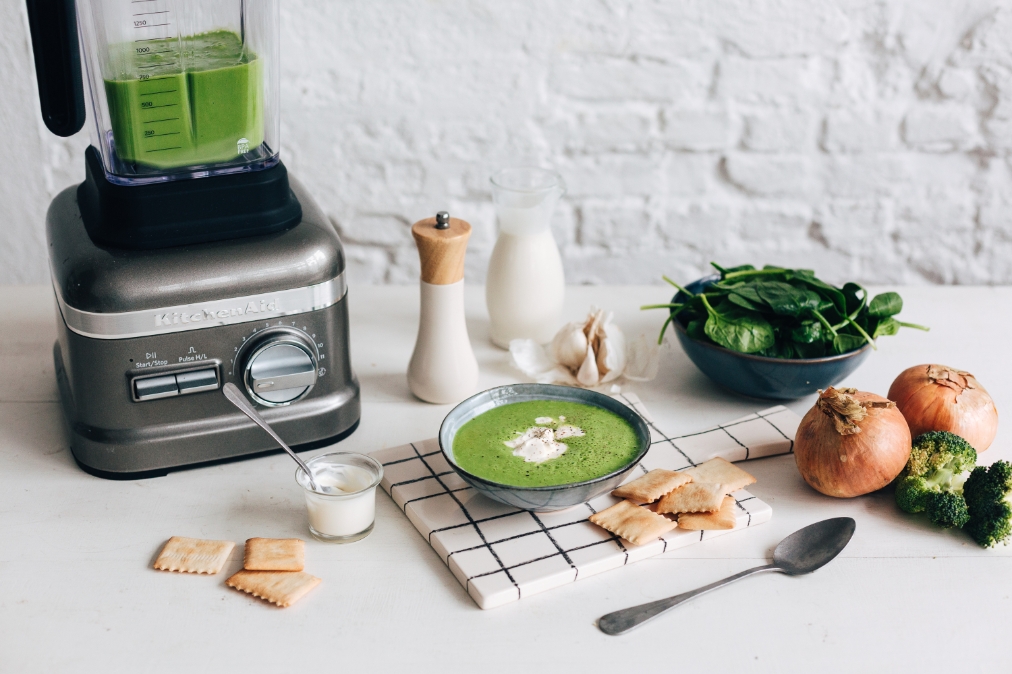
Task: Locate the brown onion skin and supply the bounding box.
[795,390,911,498]
[888,364,998,453]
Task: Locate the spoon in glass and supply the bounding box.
[597,517,856,635]
[221,382,320,492]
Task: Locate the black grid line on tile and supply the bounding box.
[398,486,471,512]
[717,424,750,459]
[445,515,623,559]
[755,409,795,452]
[390,471,455,488]
[619,392,696,468]
[381,449,441,467]
[410,443,521,600]
[529,512,579,578]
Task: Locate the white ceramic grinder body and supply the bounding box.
[407,212,479,404]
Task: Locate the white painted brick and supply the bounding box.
[742,111,812,152]
[658,201,736,249]
[718,56,824,106]
[564,155,663,198]
[814,200,893,255]
[335,214,412,247]
[662,109,731,151]
[550,55,710,104]
[723,154,814,197]
[664,154,717,196]
[821,110,900,153]
[903,105,978,151]
[578,201,657,249]
[739,203,813,243]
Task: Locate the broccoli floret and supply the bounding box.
[925,491,970,529]
[964,461,1012,548]
[895,431,977,515]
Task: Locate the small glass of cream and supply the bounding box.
[296,452,384,543]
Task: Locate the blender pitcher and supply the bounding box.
[486,168,567,348]
[26,0,298,247]
[76,0,278,182]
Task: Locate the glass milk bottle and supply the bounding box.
[486,168,567,348]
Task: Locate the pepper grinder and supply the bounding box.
[407,211,480,404]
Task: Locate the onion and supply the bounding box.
[795,387,911,498]
[888,364,998,453]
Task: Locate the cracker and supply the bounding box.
[226,570,321,608]
[244,538,305,572]
[655,482,725,514]
[589,500,678,546]
[684,458,756,494]
[677,497,738,530]
[611,469,693,504]
[153,536,234,575]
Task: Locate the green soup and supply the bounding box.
[104,30,263,169]
[452,400,641,488]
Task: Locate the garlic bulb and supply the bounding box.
[510,307,651,388]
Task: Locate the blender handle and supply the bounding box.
[25,0,85,137]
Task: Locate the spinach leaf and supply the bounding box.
[686,318,708,341]
[727,293,762,311]
[793,276,846,314]
[868,292,903,318]
[873,317,900,338]
[702,303,775,353]
[832,333,866,355]
[790,320,822,344]
[754,281,821,317]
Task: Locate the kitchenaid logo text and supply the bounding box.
[154,299,280,327]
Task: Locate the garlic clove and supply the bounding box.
[596,312,627,381]
[551,321,589,370]
[576,343,601,387]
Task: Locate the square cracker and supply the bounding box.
[226,570,321,608]
[677,497,738,530]
[153,536,234,574]
[244,538,305,572]
[684,458,756,494]
[656,482,725,514]
[589,500,678,546]
[612,469,692,504]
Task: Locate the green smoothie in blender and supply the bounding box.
[104,30,263,170]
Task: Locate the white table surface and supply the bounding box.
[1,284,1009,673]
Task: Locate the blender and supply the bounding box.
[26,0,360,478]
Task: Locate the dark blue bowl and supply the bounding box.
[439,384,650,512]
[672,275,873,400]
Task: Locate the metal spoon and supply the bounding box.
[597,517,856,636]
[221,382,319,492]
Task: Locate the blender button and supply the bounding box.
[134,375,179,401]
[176,369,219,394]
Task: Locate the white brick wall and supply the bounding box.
[3,0,1012,287]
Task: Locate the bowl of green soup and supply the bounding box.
[439,384,650,512]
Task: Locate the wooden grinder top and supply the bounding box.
[411,212,472,285]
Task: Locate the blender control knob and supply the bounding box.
[241,332,318,406]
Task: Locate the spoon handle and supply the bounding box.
[221,382,318,490]
[598,563,780,635]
